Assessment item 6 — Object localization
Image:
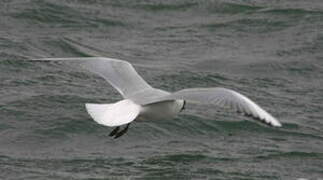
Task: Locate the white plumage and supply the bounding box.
[34,57,282,137]
[85,99,141,127]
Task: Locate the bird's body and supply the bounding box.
[137,100,185,122]
[34,57,282,138]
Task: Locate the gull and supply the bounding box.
[35,57,282,138]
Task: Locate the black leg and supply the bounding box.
[109,126,120,136]
[114,123,130,139]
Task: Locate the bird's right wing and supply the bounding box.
[33,57,153,99]
[142,87,282,127]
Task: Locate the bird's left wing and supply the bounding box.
[33,57,153,98]
[141,87,282,127]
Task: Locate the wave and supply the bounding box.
[11,1,125,28]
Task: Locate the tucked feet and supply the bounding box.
[109,126,120,137]
[114,123,130,139]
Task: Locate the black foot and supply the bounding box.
[109,126,120,136]
[114,123,130,139]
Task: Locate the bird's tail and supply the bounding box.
[85,99,141,127]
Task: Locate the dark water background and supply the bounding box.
[1,0,323,179]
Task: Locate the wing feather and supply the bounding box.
[142,87,282,127]
[33,57,152,98]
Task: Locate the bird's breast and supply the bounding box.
[137,100,184,121]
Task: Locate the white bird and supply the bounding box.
[35,57,282,138]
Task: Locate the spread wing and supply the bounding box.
[33,57,155,99]
[143,87,282,127]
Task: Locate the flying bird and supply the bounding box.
[34,57,282,138]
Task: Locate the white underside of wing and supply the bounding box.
[32,57,154,99]
[144,88,282,127]
[85,99,141,127]
[226,89,282,127]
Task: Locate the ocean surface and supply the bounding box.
[1,0,323,179]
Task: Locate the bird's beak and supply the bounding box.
[180,100,186,112]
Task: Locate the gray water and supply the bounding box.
[1,0,323,179]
